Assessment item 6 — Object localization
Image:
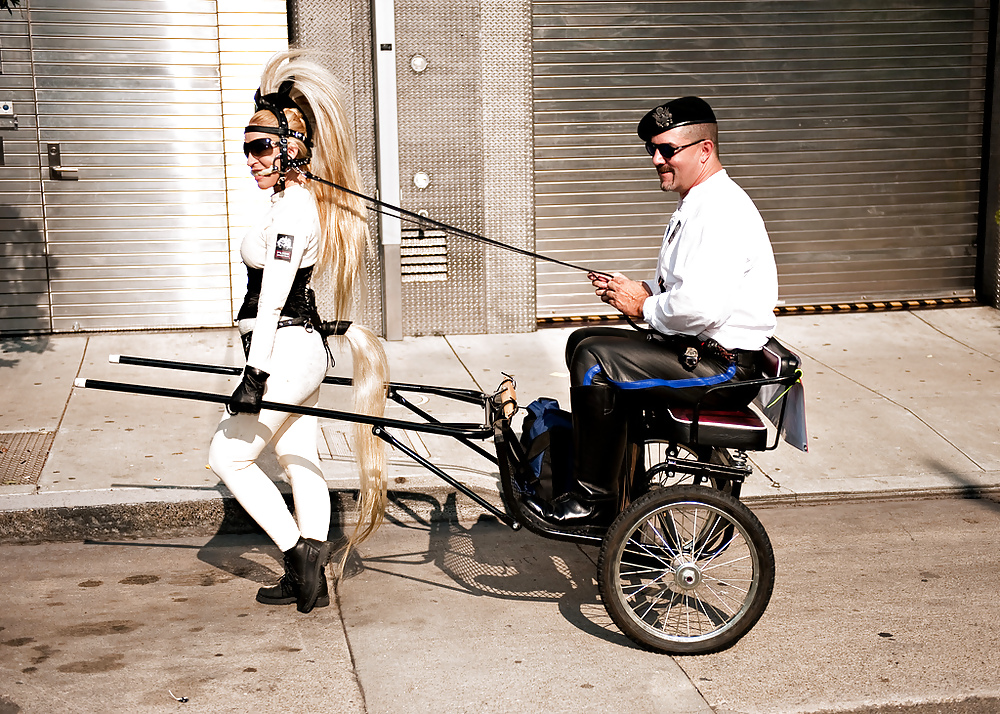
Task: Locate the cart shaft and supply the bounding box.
[111,354,487,405]
[74,378,493,439]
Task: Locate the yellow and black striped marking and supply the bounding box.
[538,296,979,327]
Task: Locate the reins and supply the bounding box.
[301,170,613,279]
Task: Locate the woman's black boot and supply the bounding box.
[282,537,332,613]
[256,557,330,608]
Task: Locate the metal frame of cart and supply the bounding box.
[76,337,803,655]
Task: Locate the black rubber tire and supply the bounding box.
[598,484,774,655]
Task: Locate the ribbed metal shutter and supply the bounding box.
[534,0,989,318]
[0,14,46,333]
[0,1,231,334]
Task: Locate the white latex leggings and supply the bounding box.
[209,326,330,552]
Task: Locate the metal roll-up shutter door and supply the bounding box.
[533,0,989,318]
[0,16,46,333]
[27,1,231,333]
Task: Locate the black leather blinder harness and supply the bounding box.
[246,80,314,192]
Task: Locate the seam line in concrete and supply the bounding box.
[443,334,484,392]
[911,311,1000,365]
[31,335,91,495]
[784,339,985,472]
[333,581,370,713]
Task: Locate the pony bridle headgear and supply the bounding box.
[246,79,313,189]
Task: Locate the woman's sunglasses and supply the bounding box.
[644,139,705,160]
[243,137,279,158]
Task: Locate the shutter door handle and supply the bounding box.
[47,143,79,180]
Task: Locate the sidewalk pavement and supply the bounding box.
[1,306,999,543]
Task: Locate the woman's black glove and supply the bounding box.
[228,366,270,414]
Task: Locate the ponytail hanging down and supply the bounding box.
[342,322,389,560]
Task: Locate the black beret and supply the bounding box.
[637,96,717,141]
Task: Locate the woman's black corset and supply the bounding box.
[236,266,318,322]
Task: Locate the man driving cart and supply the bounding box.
[525,96,779,527]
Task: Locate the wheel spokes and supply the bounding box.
[615,500,758,642]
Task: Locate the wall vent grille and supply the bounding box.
[401,229,448,283]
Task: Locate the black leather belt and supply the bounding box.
[240,316,314,358]
[277,316,312,330]
[646,330,760,371]
[732,349,761,370]
[699,338,760,370]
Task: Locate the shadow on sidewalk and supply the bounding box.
[0,335,53,368]
[363,490,637,649]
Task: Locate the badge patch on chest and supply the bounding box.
[274,234,294,261]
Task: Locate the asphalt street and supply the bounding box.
[1,494,998,714]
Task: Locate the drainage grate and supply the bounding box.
[0,431,56,486]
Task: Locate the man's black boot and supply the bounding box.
[524,384,626,526]
[283,537,332,613]
[256,558,330,608]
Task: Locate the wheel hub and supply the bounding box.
[673,560,702,590]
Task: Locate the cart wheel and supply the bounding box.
[642,441,732,495]
[598,485,774,655]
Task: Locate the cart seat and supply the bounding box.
[646,406,768,450]
[641,336,800,451]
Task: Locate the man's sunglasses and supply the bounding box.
[644,139,705,160]
[243,137,279,158]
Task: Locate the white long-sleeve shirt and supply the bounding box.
[240,184,320,373]
[641,170,777,351]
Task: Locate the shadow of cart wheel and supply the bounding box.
[372,491,638,648]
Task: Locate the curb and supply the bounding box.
[744,484,1000,509]
[2,483,998,545]
[0,487,503,545]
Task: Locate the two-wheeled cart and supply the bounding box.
[76,336,803,655]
